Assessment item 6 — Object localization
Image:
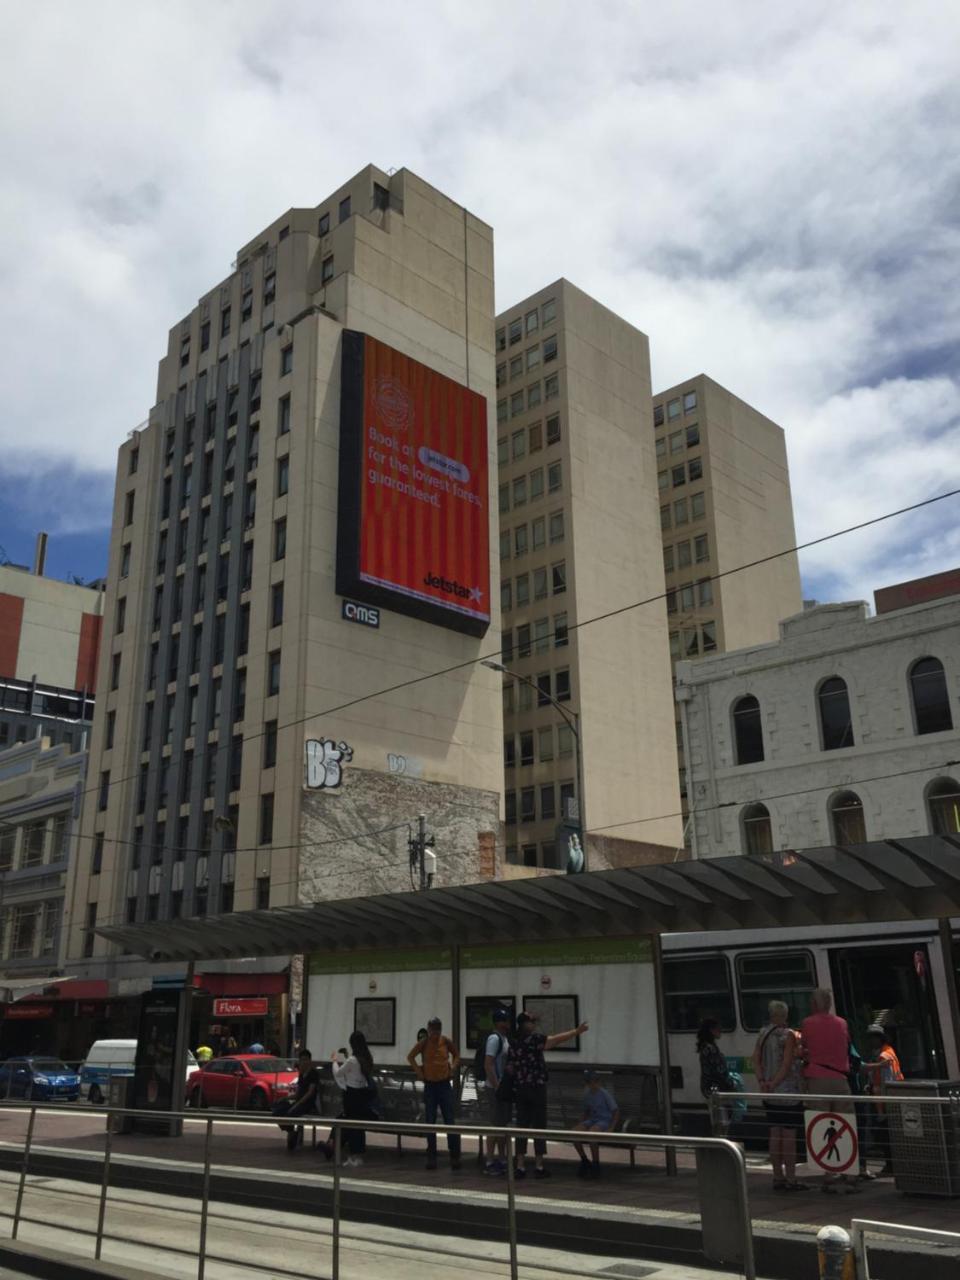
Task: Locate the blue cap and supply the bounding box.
[493,1008,510,1022]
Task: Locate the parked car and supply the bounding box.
[0,1057,81,1102]
[189,1055,298,1111]
[80,1038,198,1105]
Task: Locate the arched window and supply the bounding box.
[742,803,773,855]
[733,696,764,764]
[830,791,866,844]
[818,677,854,751]
[910,658,953,735]
[927,777,960,836]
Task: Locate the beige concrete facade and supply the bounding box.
[496,281,682,872]
[64,166,503,971]
[0,564,104,692]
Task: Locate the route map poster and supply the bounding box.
[337,330,490,636]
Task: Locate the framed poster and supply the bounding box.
[521,995,581,1051]
[465,995,516,1050]
[354,997,396,1046]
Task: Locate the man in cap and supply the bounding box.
[407,1017,461,1170]
[863,1023,903,1177]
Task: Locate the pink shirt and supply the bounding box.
[800,1012,849,1079]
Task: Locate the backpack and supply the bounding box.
[472,1032,504,1085]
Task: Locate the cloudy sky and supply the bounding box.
[2,2,958,603]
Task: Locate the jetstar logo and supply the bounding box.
[423,572,483,604]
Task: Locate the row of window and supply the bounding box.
[117,873,271,930]
[663,948,812,1034]
[664,534,710,574]
[0,815,70,873]
[496,335,558,388]
[730,658,954,766]
[496,374,560,422]
[656,424,700,458]
[500,511,565,561]
[505,718,577,768]
[661,492,706,530]
[497,415,562,465]
[658,457,703,491]
[0,900,61,962]
[654,390,697,428]
[501,563,566,614]
[496,297,557,352]
[670,621,718,660]
[506,779,576,826]
[498,461,563,515]
[505,842,565,871]
[502,614,570,665]
[667,579,714,614]
[741,776,960,856]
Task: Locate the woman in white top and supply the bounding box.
[322,1031,376,1166]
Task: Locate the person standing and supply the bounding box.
[697,1018,736,1133]
[800,989,857,1194]
[273,1049,320,1151]
[407,1017,462,1171]
[863,1023,903,1177]
[479,1008,512,1176]
[322,1031,377,1167]
[509,1011,589,1178]
[752,1000,806,1192]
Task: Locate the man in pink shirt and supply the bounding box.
[801,989,857,1193]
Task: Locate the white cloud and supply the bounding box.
[1,1,958,598]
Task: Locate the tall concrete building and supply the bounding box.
[653,374,802,811]
[496,281,682,873]
[64,167,504,1032]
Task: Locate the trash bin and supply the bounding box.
[885,1079,960,1196]
[108,1076,135,1135]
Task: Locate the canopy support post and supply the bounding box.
[650,932,677,1175]
[938,918,960,1074]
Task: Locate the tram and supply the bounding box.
[662,919,959,1125]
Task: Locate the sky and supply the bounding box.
[2,1,958,604]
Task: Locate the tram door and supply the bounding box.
[829,944,945,1078]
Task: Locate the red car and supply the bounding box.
[189,1055,299,1111]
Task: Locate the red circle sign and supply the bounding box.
[805,1111,858,1174]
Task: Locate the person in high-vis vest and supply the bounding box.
[863,1022,903,1177]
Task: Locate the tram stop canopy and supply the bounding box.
[99,835,960,963]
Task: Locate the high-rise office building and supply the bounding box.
[64,167,503,1021]
[496,281,682,873]
[654,374,802,818]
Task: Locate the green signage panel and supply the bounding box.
[309,947,452,976]
[460,937,651,970]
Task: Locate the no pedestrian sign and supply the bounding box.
[804,1110,859,1174]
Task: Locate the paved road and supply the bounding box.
[0,1168,751,1280]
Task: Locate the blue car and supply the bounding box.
[0,1057,81,1102]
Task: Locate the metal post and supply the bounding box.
[572,711,586,868]
[170,960,196,1132]
[197,1117,213,1280]
[332,1122,342,1280]
[650,932,677,1175]
[94,1111,114,1260]
[504,1123,518,1279]
[451,945,461,1058]
[938,918,960,1075]
[12,1104,36,1239]
[417,814,427,890]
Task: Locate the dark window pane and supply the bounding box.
[819,677,855,750]
[733,696,764,764]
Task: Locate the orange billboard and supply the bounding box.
[337,331,490,636]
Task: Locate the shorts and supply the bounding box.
[480,1087,511,1127]
[763,1097,804,1129]
[805,1076,853,1114]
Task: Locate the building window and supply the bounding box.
[519,731,534,767]
[698,578,713,606]
[742,803,773,856]
[928,777,960,835]
[221,306,231,338]
[672,465,686,488]
[508,318,522,346]
[99,771,110,811]
[110,652,121,691]
[274,517,287,561]
[241,289,253,322]
[263,271,276,306]
[684,391,697,414]
[517,624,531,658]
[500,581,512,613]
[512,476,526,507]
[276,456,289,497]
[260,793,274,844]
[199,320,210,352]
[818,676,855,751]
[694,534,709,562]
[279,225,290,241]
[256,876,271,909]
[525,309,539,335]
[555,669,571,701]
[688,457,703,482]
[268,650,281,697]
[527,383,541,409]
[261,722,276,770]
[653,404,664,428]
[691,492,705,519]
[280,344,293,376]
[514,525,528,557]
[667,398,680,421]
[120,543,131,578]
[515,574,529,607]
[530,468,544,500]
[510,355,523,380]
[322,255,334,284]
[910,657,953,734]
[21,822,45,868]
[92,833,104,875]
[658,470,669,492]
[544,374,559,400]
[498,484,509,514]
[554,613,568,647]
[278,393,291,436]
[510,391,524,418]
[674,498,688,525]
[271,581,284,628]
[531,516,545,551]
[733,696,764,765]
[540,784,556,821]
[830,791,866,844]
[660,505,671,531]
[339,195,351,223]
[543,336,558,363]
[702,620,717,652]
[527,346,541,372]
[520,788,535,823]
[318,211,330,236]
[547,462,562,493]
[549,510,564,543]
[542,298,556,326]
[552,562,566,595]
[372,181,390,211]
[546,415,561,445]
[497,399,507,423]
[687,424,700,447]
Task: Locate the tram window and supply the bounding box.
[736,951,816,1032]
[663,955,735,1032]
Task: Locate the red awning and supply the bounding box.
[47,980,110,1000]
[197,973,287,997]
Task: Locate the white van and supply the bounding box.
[79,1039,198,1104]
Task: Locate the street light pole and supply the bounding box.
[482,660,586,868]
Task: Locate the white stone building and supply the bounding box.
[674,572,960,857]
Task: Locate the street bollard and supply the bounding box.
[817,1225,855,1280]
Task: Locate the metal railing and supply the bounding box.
[0,1100,755,1280]
[850,1219,960,1279]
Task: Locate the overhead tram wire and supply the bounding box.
[67,486,960,818]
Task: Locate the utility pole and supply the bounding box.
[409,814,436,890]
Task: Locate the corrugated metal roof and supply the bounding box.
[97,835,960,963]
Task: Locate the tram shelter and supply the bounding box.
[99,834,960,1130]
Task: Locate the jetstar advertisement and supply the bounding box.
[337,331,490,636]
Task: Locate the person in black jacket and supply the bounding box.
[697,1018,735,1133]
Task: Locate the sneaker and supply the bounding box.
[484,1161,506,1177]
[514,1166,527,1179]
[343,1155,363,1168]
[533,1166,551,1179]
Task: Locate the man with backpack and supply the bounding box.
[407,1016,462,1171]
[473,1007,511,1176]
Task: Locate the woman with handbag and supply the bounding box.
[752,1000,807,1191]
[320,1031,377,1167]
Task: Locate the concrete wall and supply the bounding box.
[0,567,104,690]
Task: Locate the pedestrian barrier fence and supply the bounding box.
[850,1219,960,1279]
[709,1088,960,1195]
[0,1100,754,1280]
